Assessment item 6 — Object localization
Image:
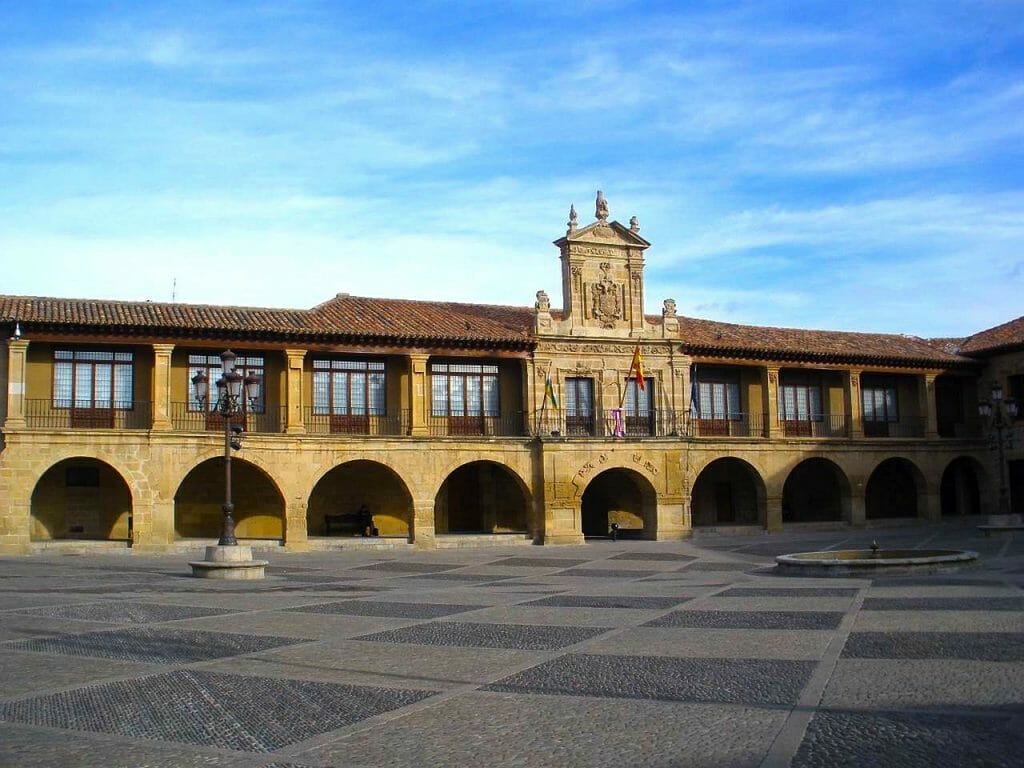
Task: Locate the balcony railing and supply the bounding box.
[938,417,984,439]
[429,412,527,437]
[779,415,850,438]
[170,403,282,433]
[22,399,152,429]
[304,408,409,436]
[534,409,687,438]
[862,418,926,438]
[692,412,766,438]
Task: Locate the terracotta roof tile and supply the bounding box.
[959,315,1024,355]
[676,316,971,367]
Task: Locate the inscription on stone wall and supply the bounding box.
[570,451,659,496]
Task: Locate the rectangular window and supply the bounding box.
[429,362,500,417]
[779,381,823,421]
[188,353,264,412]
[696,380,741,420]
[623,377,655,435]
[565,377,594,435]
[861,382,899,423]
[1009,375,1024,421]
[312,359,386,416]
[52,349,134,410]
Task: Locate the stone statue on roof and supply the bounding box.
[595,190,609,222]
[567,204,578,233]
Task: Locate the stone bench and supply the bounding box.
[325,511,376,537]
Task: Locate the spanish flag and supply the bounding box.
[628,345,645,391]
[544,369,559,409]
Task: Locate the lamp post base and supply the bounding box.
[189,545,268,580]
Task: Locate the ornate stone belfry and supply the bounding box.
[541,191,652,338]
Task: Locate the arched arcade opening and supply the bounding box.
[174,458,285,540]
[940,456,985,517]
[30,458,132,542]
[782,458,850,524]
[866,458,924,520]
[690,458,765,527]
[581,468,657,539]
[434,461,529,534]
[308,460,412,538]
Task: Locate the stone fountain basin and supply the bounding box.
[775,548,978,576]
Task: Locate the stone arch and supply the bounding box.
[173,457,285,540]
[30,457,133,541]
[940,456,987,517]
[865,457,926,520]
[581,467,658,539]
[307,460,413,538]
[691,457,766,527]
[782,457,851,524]
[434,460,530,534]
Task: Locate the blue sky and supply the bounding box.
[1,1,1022,338]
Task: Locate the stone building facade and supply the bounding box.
[1,193,1021,554]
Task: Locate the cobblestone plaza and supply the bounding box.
[1,525,1022,767]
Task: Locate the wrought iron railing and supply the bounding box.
[428,411,527,437]
[779,415,850,438]
[304,408,409,436]
[22,399,152,429]
[938,417,984,439]
[862,418,926,438]
[170,402,281,433]
[692,412,766,438]
[534,409,687,438]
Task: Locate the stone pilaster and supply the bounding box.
[762,366,780,439]
[284,349,307,434]
[4,339,29,429]
[151,344,175,430]
[765,494,783,532]
[849,485,866,527]
[653,499,689,540]
[411,497,436,547]
[845,369,864,439]
[283,497,309,551]
[408,354,430,437]
[919,373,939,439]
[130,500,175,551]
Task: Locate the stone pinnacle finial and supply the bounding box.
[568,203,578,233]
[595,190,609,222]
[629,215,639,232]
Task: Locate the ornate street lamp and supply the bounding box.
[191,350,260,546]
[977,381,1019,518]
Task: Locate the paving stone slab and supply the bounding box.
[0,614,116,641]
[870,576,1009,587]
[0,669,435,752]
[8,601,235,624]
[606,552,697,562]
[493,557,588,568]
[681,561,768,572]
[0,649,165,697]
[485,653,816,705]
[562,568,661,579]
[852,610,1024,633]
[690,595,857,612]
[526,594,686,610]
[303,691,785,768]
[583,627,834,660]
[792,708,1024,768]
[285,600,487,619]
[645,610,844,630]
[349,561,464,574]
[355,621,607,650]
[719,587,859,597]
[821,658,1024,709]
[3,626,309,664]
[861,596,1024,611]
[842,631,1024,661]
[0,724,239,768]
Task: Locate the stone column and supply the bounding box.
[919,373,939,439]
[408,354,430,436]
[151,344,175,430]
[411,497,436,548]
[131,499,176,552]
[284,349,306,434]
[653,499,689,540]
[849,483,866,527]
[283,497,310,552]
[845,369,864,439]
[4,339,29,429]
[765,494,783,532]
[762,366,781,439]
